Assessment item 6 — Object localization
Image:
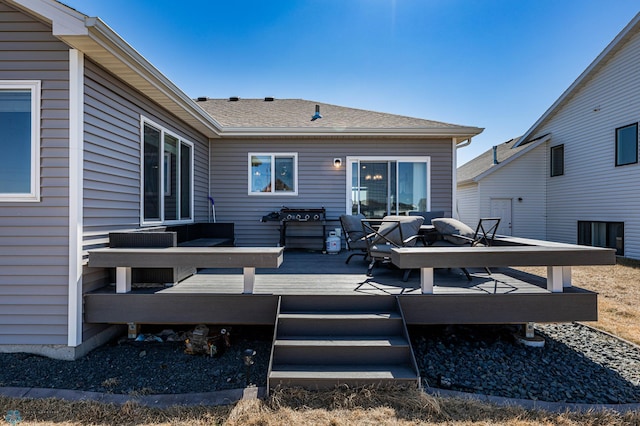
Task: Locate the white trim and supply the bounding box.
[248,152,299,196]
[222,126,484,139]
[452,138,458,219]
[345,156,431,216]
[140,116,195,226]
[0,80,41,202]
[67,50,84,347]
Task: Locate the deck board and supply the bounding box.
[84,250,598,325]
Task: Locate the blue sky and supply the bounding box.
[62,0,639,165]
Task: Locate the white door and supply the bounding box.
[490,198,512,236]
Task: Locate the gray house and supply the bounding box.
[0,0,482,359]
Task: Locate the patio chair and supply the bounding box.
[339,213,369,264]
[362,215,424,281]
[431,217,501,280]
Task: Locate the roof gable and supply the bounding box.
[515,12,640,147]
[458,135,549,184]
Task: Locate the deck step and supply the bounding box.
[268,295,420,390]
[269,364,418,389]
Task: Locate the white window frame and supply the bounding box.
[0,81,41,202]
[248,152,298,196]
[140,117,194,225]
[345,156,431,215]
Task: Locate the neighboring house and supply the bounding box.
[460,11,640,259]
[456,136,549,238]
[0,0,482,358]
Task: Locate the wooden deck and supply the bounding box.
[84,250,598,325]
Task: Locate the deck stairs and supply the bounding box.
[268,295,420,390]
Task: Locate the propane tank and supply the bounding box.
[325,231,341,254]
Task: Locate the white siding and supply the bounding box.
[456,183,478,227]
[532,27,640,258]
[0,3,71,345]
[210,138,454,247]
[478,143,547,239]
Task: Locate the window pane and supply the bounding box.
[0,90,31,193]
[616,124,637,166]
[274,156,294,192]
[251,155,272,192]
[551,145,564,177]
[164,134,178,221]
[143,124,161,221]
[359,162,388,218]
[180,143,191,219]
[398,162,427,214]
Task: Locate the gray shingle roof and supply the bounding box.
[196,98,477,131]
[457,137,528,183]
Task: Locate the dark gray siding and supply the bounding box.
[210,138,453,246]
[0,3,71,345]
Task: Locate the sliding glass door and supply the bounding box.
[348,157,430,218]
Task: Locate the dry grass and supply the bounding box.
[516,260,640,346]
[2,387,640,425]
[3,261,639,425]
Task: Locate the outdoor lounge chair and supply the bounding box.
[431,217,501,280]
[339,213,369,264]
[362,215,424,281]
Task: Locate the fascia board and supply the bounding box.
[515,12,640,148]
[80,19,223,137]
[219,126,484,139]
[8,0,88,35]
[472,135,550,183]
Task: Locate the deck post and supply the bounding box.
[243,267,256,294]
[547,266,571,292]
[420,267,434,294]
[116,267,132,293]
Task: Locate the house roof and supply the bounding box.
[457,134,550,185]
[7,0,223,138]
[196,98,484,139]
[514,11,640,148]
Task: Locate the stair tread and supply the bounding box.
[270,364,418,380]
[275,336,408,347]
[278,312,400,320]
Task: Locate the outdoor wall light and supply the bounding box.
[243,349,256,386]
[333,158,342,168]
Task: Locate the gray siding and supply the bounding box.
[534,28,640,258]
[81,59,210,342]
[210,138,453,246]
[0,3,70,345]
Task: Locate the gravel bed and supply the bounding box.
[0,326,273,395]
[412,322,640,404]
[1,323,639,404]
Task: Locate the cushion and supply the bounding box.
[431,218,475,245]
[373,215,424,247]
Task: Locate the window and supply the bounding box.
[615,123,638,166]
[142,119,193,224]
[578,221,624,256]
[347,157,430,218]
[0,81,40,201]
[550,144,564,177]
[249,153,297,195]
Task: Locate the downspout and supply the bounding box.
[453,137,472,219]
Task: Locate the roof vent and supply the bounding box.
[264,97,274,102]
[229,96,239,102]
[196,97,207,102]
[311,104,322,121]
[492,146,499,165]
